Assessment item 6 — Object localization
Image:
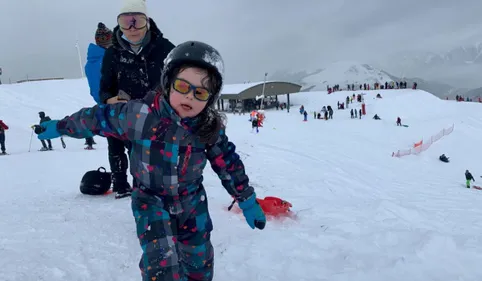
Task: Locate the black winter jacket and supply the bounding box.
[99,19,175,104]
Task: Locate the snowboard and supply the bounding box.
[473,186,482,190]
[0,153,8,156]
[402,125,409,127]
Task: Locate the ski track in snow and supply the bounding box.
[1,80,482,280]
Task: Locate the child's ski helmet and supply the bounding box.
[161,41,224,107]
[79,167,112,195]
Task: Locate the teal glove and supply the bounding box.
[238,193,266,230]
[34,120,61,140]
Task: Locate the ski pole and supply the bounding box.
[60,137,66,149]
[28,127,34,152]
[227,199,236,211]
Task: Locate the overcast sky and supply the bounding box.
[1,0,482,84]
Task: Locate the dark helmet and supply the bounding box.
[39,111,45,118]
[161,41,224,107]
[80,167,112,195]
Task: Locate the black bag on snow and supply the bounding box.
[80,167,112,195]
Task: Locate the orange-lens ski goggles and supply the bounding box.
[117,13,148,30]
[172,78,211,102]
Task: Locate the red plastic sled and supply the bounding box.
[257,196,292,216]
[228,196,295,220]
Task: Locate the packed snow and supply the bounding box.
[1,79,482,281]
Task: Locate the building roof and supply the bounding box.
[220,81,302,100]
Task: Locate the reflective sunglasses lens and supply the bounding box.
[195,88,210,101]
[173,79,191,94]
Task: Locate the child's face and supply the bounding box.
[169,67,210,118]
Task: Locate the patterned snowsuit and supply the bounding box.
[56,90,255,281]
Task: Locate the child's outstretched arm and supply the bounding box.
[206,127,266,230]
[206,127,254,201]
[36,100,154,141]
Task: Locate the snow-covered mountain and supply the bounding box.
[381,44,482,88]
[271,61,393,92]
[270,61,467,98]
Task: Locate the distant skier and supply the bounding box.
[0,119,8,154]
[327,105,333,119]
[396,117,402,126]
[251,117,259,133]
[359,109,362,119]
[465,170,475,188]
[350,108,354,119]
[303,110,308,121]
[354,109,358,118]
[38,112,53,151]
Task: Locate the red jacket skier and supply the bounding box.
[0,120,9,154]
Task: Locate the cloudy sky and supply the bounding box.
[1,0,482,84]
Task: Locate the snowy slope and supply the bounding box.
[300,61,394,91]
[2,80,482,281]
[271,61,394,92]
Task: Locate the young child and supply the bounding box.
[34,41,266,281]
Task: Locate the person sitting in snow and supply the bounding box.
[33,41,266,281]
[465,170,475,188]
[0,119,8,154]
[396,117,402,126]
[439,154,449,163]
[373,114,381,120]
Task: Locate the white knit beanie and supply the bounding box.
[119,0,147,16]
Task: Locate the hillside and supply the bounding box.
[270,61,466,98]
[2,79,482,281]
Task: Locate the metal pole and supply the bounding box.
[260,72,267,109]
[75,40,84,78]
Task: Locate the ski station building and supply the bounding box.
[216,81,302,112]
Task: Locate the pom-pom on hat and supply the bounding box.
[95,22,113,48]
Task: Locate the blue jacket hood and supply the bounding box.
[85,43,106,104]
[86,43,105,63]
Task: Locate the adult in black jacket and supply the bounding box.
[99,0,175,199]
[39,112,53,151]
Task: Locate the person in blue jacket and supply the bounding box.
[83,22,113,149]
